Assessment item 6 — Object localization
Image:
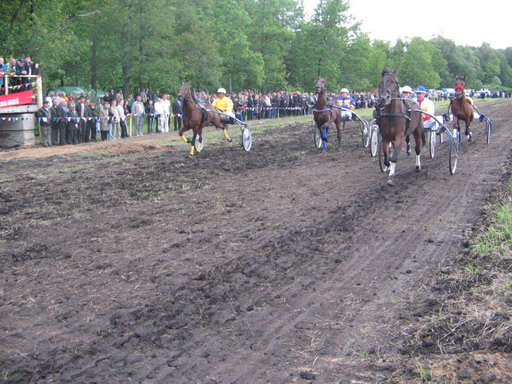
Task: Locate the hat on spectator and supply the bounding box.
[401,86,413,93]
[415,86,427,94]
[43,99,50,104]
[340,88,349,93]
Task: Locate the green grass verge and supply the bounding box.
[77,150,111,157]
[474,184,512,256]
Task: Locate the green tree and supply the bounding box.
[206,0,264,91]
[398,38,441,88]
[338,33,373,90]
[245,0,302,90]
[367,40,391,89]
[431,37,480,88]
[475,43,501,86]
[287,0,353,92]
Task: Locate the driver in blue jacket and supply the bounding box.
[335,88,357,120]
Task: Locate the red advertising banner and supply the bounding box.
[0,90,34,108]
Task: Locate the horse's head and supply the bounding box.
[455,76,466,98]
[315,77,327,94]
[378,69,399,106]
[179,82,192,100]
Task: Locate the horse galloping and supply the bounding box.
[448,75,474,141]
[178,82,232,155]
[375,69,424,186]
[313,77,343,150]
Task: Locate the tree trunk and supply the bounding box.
[91,33,97,91]
[122,61,131,100]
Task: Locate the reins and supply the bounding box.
[376,97,412,121]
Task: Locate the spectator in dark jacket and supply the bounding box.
[36,100,52,146]
[172,95,183,131]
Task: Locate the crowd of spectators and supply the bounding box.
[36,87,380,147]
[0,55,39,94]
[172,89,378,122]
[34,80,511,147]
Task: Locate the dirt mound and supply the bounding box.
[0,134,170,160]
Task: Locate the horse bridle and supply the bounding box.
[377,74,411,121]
[379,72,400,102]
[315,84,326,94]
[180,87,196,103]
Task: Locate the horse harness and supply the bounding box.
[374,97,418,132]
[182,94,209,122]
[374,97,414,120]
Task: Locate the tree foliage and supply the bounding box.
[1,0,511,94]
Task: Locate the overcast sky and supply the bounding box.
[303,0,510,49]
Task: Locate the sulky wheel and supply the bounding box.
[242,126,252,151]
[370,122,379,158]
[377,133,387,172]
[429,131,436,159]
[361,120,371,148]
[448,131,459,175]
[485,118,491,144]
[313,125,322,148]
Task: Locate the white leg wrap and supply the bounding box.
[389,162,396,177]
[416,155,421,169]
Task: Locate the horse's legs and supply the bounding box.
[179,126,192,143]
[321,123,328,149]
[222,125,232,142]
[453,117,460,138]
[382,137,391,171]
[189,131,196,155]
[413,130,422,171]
[405,135,411,155]
[210,116,232,142]
[387,135,405,185]
[464,118,472,141]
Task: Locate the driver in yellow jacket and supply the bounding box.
[212,88,235,118]
[212,87,233,142]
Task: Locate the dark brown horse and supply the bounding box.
[449,75,474,141]
[178,82,232,155]
[313,77,343,150]
[375,69,424,186]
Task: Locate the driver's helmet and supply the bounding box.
[340,88,349,94]
[217,88,227,94]
[401,86,413,94]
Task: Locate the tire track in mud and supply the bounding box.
[1,101,511,383]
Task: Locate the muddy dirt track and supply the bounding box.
[1,100,511,383]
